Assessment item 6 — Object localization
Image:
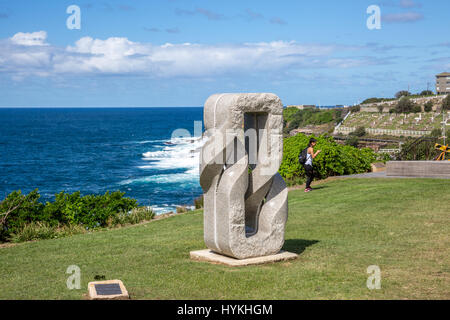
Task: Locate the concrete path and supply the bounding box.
[337,171,450,179]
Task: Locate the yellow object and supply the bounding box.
[435,143,450,161]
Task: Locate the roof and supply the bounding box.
[436,72,450,77]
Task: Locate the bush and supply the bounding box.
[377,153,392,163]
[362,98,383,104]
[430,128,442,137]
[443,95,450,111]
[109,207,154,226]
[0,189,45,241]
[350,105,361,113]
[10,222,86,243]
[346,136,359,147]
[176,206,188,214]
[285,109,337,132]
[420,90,434,96]
[424,101,433,112]
[395,98,415,113]
[43,191,138,229]
[283,107,300,123]
[1,189,140,242]
[194,196,204,209]
[351,126,366,137]
[412,105,422,113]
[395,91,411,99]
[279,134,376,185]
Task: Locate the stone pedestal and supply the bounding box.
[190,249,298,267]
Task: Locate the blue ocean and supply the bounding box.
[0,107,204,214]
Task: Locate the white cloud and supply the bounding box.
[382,12,423,23]
[10,31,48,46]
[0,31,390,80]
[400,0,422,9]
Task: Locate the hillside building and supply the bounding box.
[436,72,450,94]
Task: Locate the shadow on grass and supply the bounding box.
[283,239,319,255]
[310,185,328,190]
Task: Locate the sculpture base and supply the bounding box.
[190,249,298,267]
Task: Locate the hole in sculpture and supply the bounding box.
[243,112,268,237]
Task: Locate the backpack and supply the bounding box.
[298,147,308,165]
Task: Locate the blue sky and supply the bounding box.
[0,0,449,107]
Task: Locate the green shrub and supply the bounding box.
[194,196,204,209]
[350,126,366,137]
[283,107,300,123]
[1,189,139,242]
[279,134,376,184]
[109,207,154,226]
[285,108,338,132]
[10,222,86,243]
[420,90,434,96]
[395,91,411,99]
[395,98,415,113]
[424,101,433,112]
[43,190,138,229]
[412,105,422,113]
[377,153,392,163]
[345,136,360,147]
[443,95,450,111]
[176,206,188,214]
[350,105,361,113]
[0,189,45,241]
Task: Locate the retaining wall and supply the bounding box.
[387,161,450,178]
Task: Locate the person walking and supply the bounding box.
[304,138,321,193]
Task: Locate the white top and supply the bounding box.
[305,152,313,166]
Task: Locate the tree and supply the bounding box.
[442,95,450,111]
[412,105,422,113]
[424,101,433,112]
[345,136,359,147]
[420,90,434,96]
[377,105,384,113]
[350,105,361,113]
[395,91,411,99]
[351,126,366,137]
[395,98,414,113]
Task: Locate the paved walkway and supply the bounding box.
[337,171,450,179]
[288,170,450,191]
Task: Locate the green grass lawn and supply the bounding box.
[1,178,449,300]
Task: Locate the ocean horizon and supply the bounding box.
[0,107,204,214]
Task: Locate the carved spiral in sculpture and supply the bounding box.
[200,93,288,259]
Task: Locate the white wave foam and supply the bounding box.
[140,136,204,172]
[119,172,198,185]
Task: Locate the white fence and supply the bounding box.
[378,149,401,154]
[335,126,431,137]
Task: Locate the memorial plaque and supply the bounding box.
[94,283,122,296]
[88,280,129,300]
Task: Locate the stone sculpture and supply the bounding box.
[199,93,288,259]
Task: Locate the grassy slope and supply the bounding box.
[0,178,449,300]
[343,112,442,131]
